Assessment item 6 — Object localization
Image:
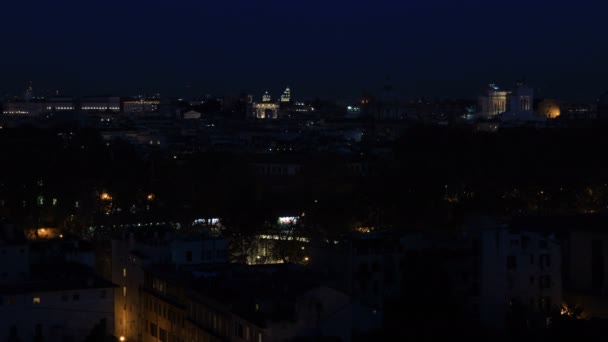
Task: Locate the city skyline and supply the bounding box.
[1,0,607,101]
[5,2,608,341]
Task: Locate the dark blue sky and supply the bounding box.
[1,0,607,101]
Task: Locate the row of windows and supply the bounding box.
[506,254,552,270]
[82,106,120,110]
[46,106,74,110]
[254,165,301,175]
[0,291,106,305]
[152,278,167,293]
[145,297,264,342]
[234,321,263,342]
[510,237,548,249]
[507,275,552,290]
[146,296,185,327]
[147,322,184,342]
[189,302,228,336]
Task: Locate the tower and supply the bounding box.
[262,91,271,102]
[23,81,34,101]
[510,80,533,113]
[280,87,291,103]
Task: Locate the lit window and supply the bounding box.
[33,297,41,304]
[123,286,127,297]
[123,268,127,277]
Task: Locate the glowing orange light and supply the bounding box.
[100,193,112,201]
[147,194,155,201]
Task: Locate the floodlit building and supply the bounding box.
[2,101,48,115]
[81,97,121,112]
[510,81,534,113]
[479,84,510,118]
[110,231,228,342]
[478,81,548,123]
[123,99,160,114]
[280,87,291,103]
[140,264,377,342]
[537,99,561,119]
[255,92,279,119]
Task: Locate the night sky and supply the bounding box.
[2,0,607,101]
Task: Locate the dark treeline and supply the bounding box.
[2,123,608,235]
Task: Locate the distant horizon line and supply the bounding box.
[0,82,605,104]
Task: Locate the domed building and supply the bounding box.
[254,91,279,119]
[537,99,560,119]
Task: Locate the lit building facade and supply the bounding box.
[280,87,291,103]
[255,92,279,119]
[2,101,48,115]
[510,82,533,113]
[255,103,279,119]
[0,223,116,342]
[81,97,121,112]
[478,82,537,119]
[111,233,229,342]
[479,84,510,118]
[123,100,160,114]
[477,224,562,331]
[537,99,561,119]
[0,281,115,342]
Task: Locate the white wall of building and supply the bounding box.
[0,287,115,342]
[479,227,561,330]
[0,244,29,281]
